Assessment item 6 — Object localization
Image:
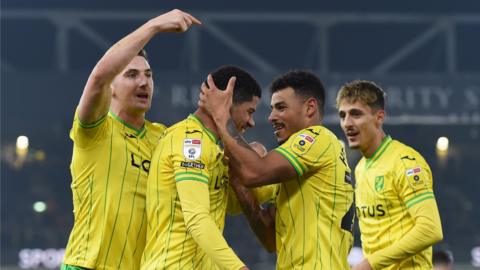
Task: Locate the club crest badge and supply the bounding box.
[183,139,202,160]
[375,175,384,192]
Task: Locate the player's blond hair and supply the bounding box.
[336,80,385,111]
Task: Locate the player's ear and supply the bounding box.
[376,109,385,125]
[305,97,318,118]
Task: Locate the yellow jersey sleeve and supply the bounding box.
[367,198,443,269]
[171,135,211,185]
[274,127,331,176]
[70,108,109,148]
[367,150,443,269]
[169,131,245,270]
[396,154,435,209]
[176,181,244,270]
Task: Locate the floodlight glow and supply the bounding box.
[16,135,29,150]
[33,201,47,213]
[436,137,449,152]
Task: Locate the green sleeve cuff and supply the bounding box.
[174,172,209,184]
[405,192,435,208]
[78,113,107,129]
[274,147,306,176]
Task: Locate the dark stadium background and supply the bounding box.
[1,0,480,269]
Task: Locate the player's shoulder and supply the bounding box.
[145,120,167,136]
[293,125,338,142]
[354,156,369,180]
[355,157,367,172]
[390,139,429,168]
[164,117,216,146]
[299,125,332,137]
[282,125,340,157]
[164,117,197,136]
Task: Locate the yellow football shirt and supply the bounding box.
[355,135,440,269]
[273,126,354,270]
[64,110,166,270]
[141,114,245,270]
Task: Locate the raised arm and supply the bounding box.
[78,9,201,124]
[198,76,297,187]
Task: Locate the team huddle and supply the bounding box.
[62,9,443,270]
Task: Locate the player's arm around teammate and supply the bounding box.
[226,142,277,252]
[199,76,299,187]
[78,9,201,125]
[198,75,299,250]
[200,71,355,270]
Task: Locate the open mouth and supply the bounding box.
[272,123,285,136]
[346,130,359,140]
[136,93,149,101]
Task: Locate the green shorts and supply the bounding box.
[61,264,93,270]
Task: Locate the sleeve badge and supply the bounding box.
[405,167,424,185]
[291,133,315,155]
[183,139,202,160]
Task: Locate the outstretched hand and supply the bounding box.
[198,74,236,125]
[150,9,201,33]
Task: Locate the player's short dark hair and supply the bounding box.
[432,250,454,266]
[138,49,148,61]
[208,65,262,104]
[336,80,385,111]
[270,70,326,116]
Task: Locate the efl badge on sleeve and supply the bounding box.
[291,133,315,155]
[406,167,423,185]
[183,139,202,160]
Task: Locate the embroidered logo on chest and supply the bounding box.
[375,175,384,192]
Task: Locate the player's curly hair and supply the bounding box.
[270,70,326,116]
[208,65,262,104]
[336,80,385,111]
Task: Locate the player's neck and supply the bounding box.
[362,131,386,159]
[193,109,219,138]
[111,108,145,130]
[302,113,322,128]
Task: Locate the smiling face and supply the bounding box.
[231,96,260,134]
[338,99,384,154]
[268,87,309,144]
[111,56,153,115]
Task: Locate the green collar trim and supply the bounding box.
[188,114,219,144]
[365,135,392,169]
[109,110,146,136]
